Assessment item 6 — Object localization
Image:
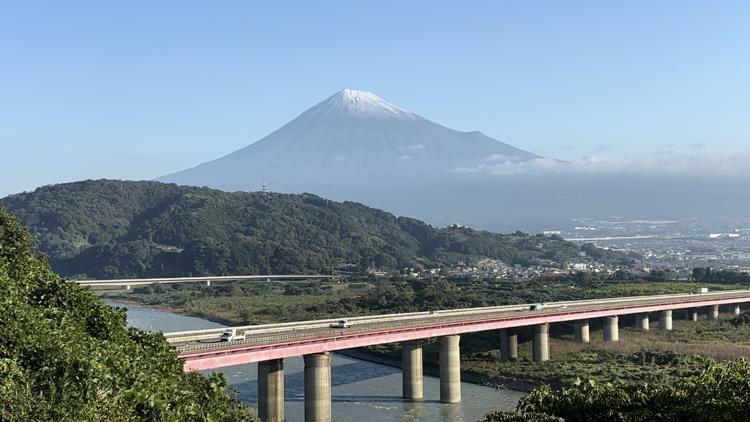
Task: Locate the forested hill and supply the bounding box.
[2,180,630,279]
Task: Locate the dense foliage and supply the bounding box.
[0,205,254,421]
[1,180,630,278]
[693,267,750,284]
[482,358,750,421]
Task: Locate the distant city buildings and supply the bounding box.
[573,263,588,271]
[708,233,740,239]
[355,217,750,282]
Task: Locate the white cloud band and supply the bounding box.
[450,153,750,177]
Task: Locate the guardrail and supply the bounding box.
[164,303,532,343]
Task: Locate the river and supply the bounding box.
[107,300,524,421]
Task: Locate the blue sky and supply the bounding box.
[2,1,749,196]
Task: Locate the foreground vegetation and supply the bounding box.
[0,206,254,421]
[1,179,633,278]
[483,358,750,421]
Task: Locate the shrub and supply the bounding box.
[0,206,255,421]
[498,358,750,422]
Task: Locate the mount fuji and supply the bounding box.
[159,89,750,230]
[160,89,538,193]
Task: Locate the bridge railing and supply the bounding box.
[164,303,533,343]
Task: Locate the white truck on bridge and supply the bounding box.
[219,328,246,342]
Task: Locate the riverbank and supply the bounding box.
[103,296,241,326]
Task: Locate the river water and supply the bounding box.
[107,301,524,421]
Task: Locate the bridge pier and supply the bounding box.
[500,328,518,361]
[533,324,550,362]
[635,313,649,331]
[574,320,590,343]
[688,308,699,321]
[708,305,719,321]
[734,304,742,315]
[258,359,284,422]
[659,310,673,331]
[304,352,331,422]
[402,340,423,401]
[439,335,461,403]
[603,316,619,342]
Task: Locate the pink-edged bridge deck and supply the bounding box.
[180,293,750,372]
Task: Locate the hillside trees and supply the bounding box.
[0,205,254,421]
[1,180,632,279]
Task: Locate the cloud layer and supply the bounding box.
[450,153,750,177]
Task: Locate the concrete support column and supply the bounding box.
[659,310,673,331]
[635,313,650,331]
[258,359,284,422]
[689,309,699,321]
[439,335,461,403]
[500,328,519,361]
[304,353,331,422]
[533,324,550,362]
[574,320,590,343]
[734,304,742,316]
[402,340,423,401]
[708,305,719,321]
[603,316,619,342]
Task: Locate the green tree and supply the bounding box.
[0,205,255,421]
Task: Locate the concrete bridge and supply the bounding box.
[76,274,334,288]
[164,289,750,422]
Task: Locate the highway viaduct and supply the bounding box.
[158,289,750,422]
[75,274,335,288]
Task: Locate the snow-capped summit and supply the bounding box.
[160,88,539,198]
[309,89,419,120]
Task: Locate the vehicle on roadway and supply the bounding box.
[529,303,544,311]
[219,329,246,342]
[331,319,350,329]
